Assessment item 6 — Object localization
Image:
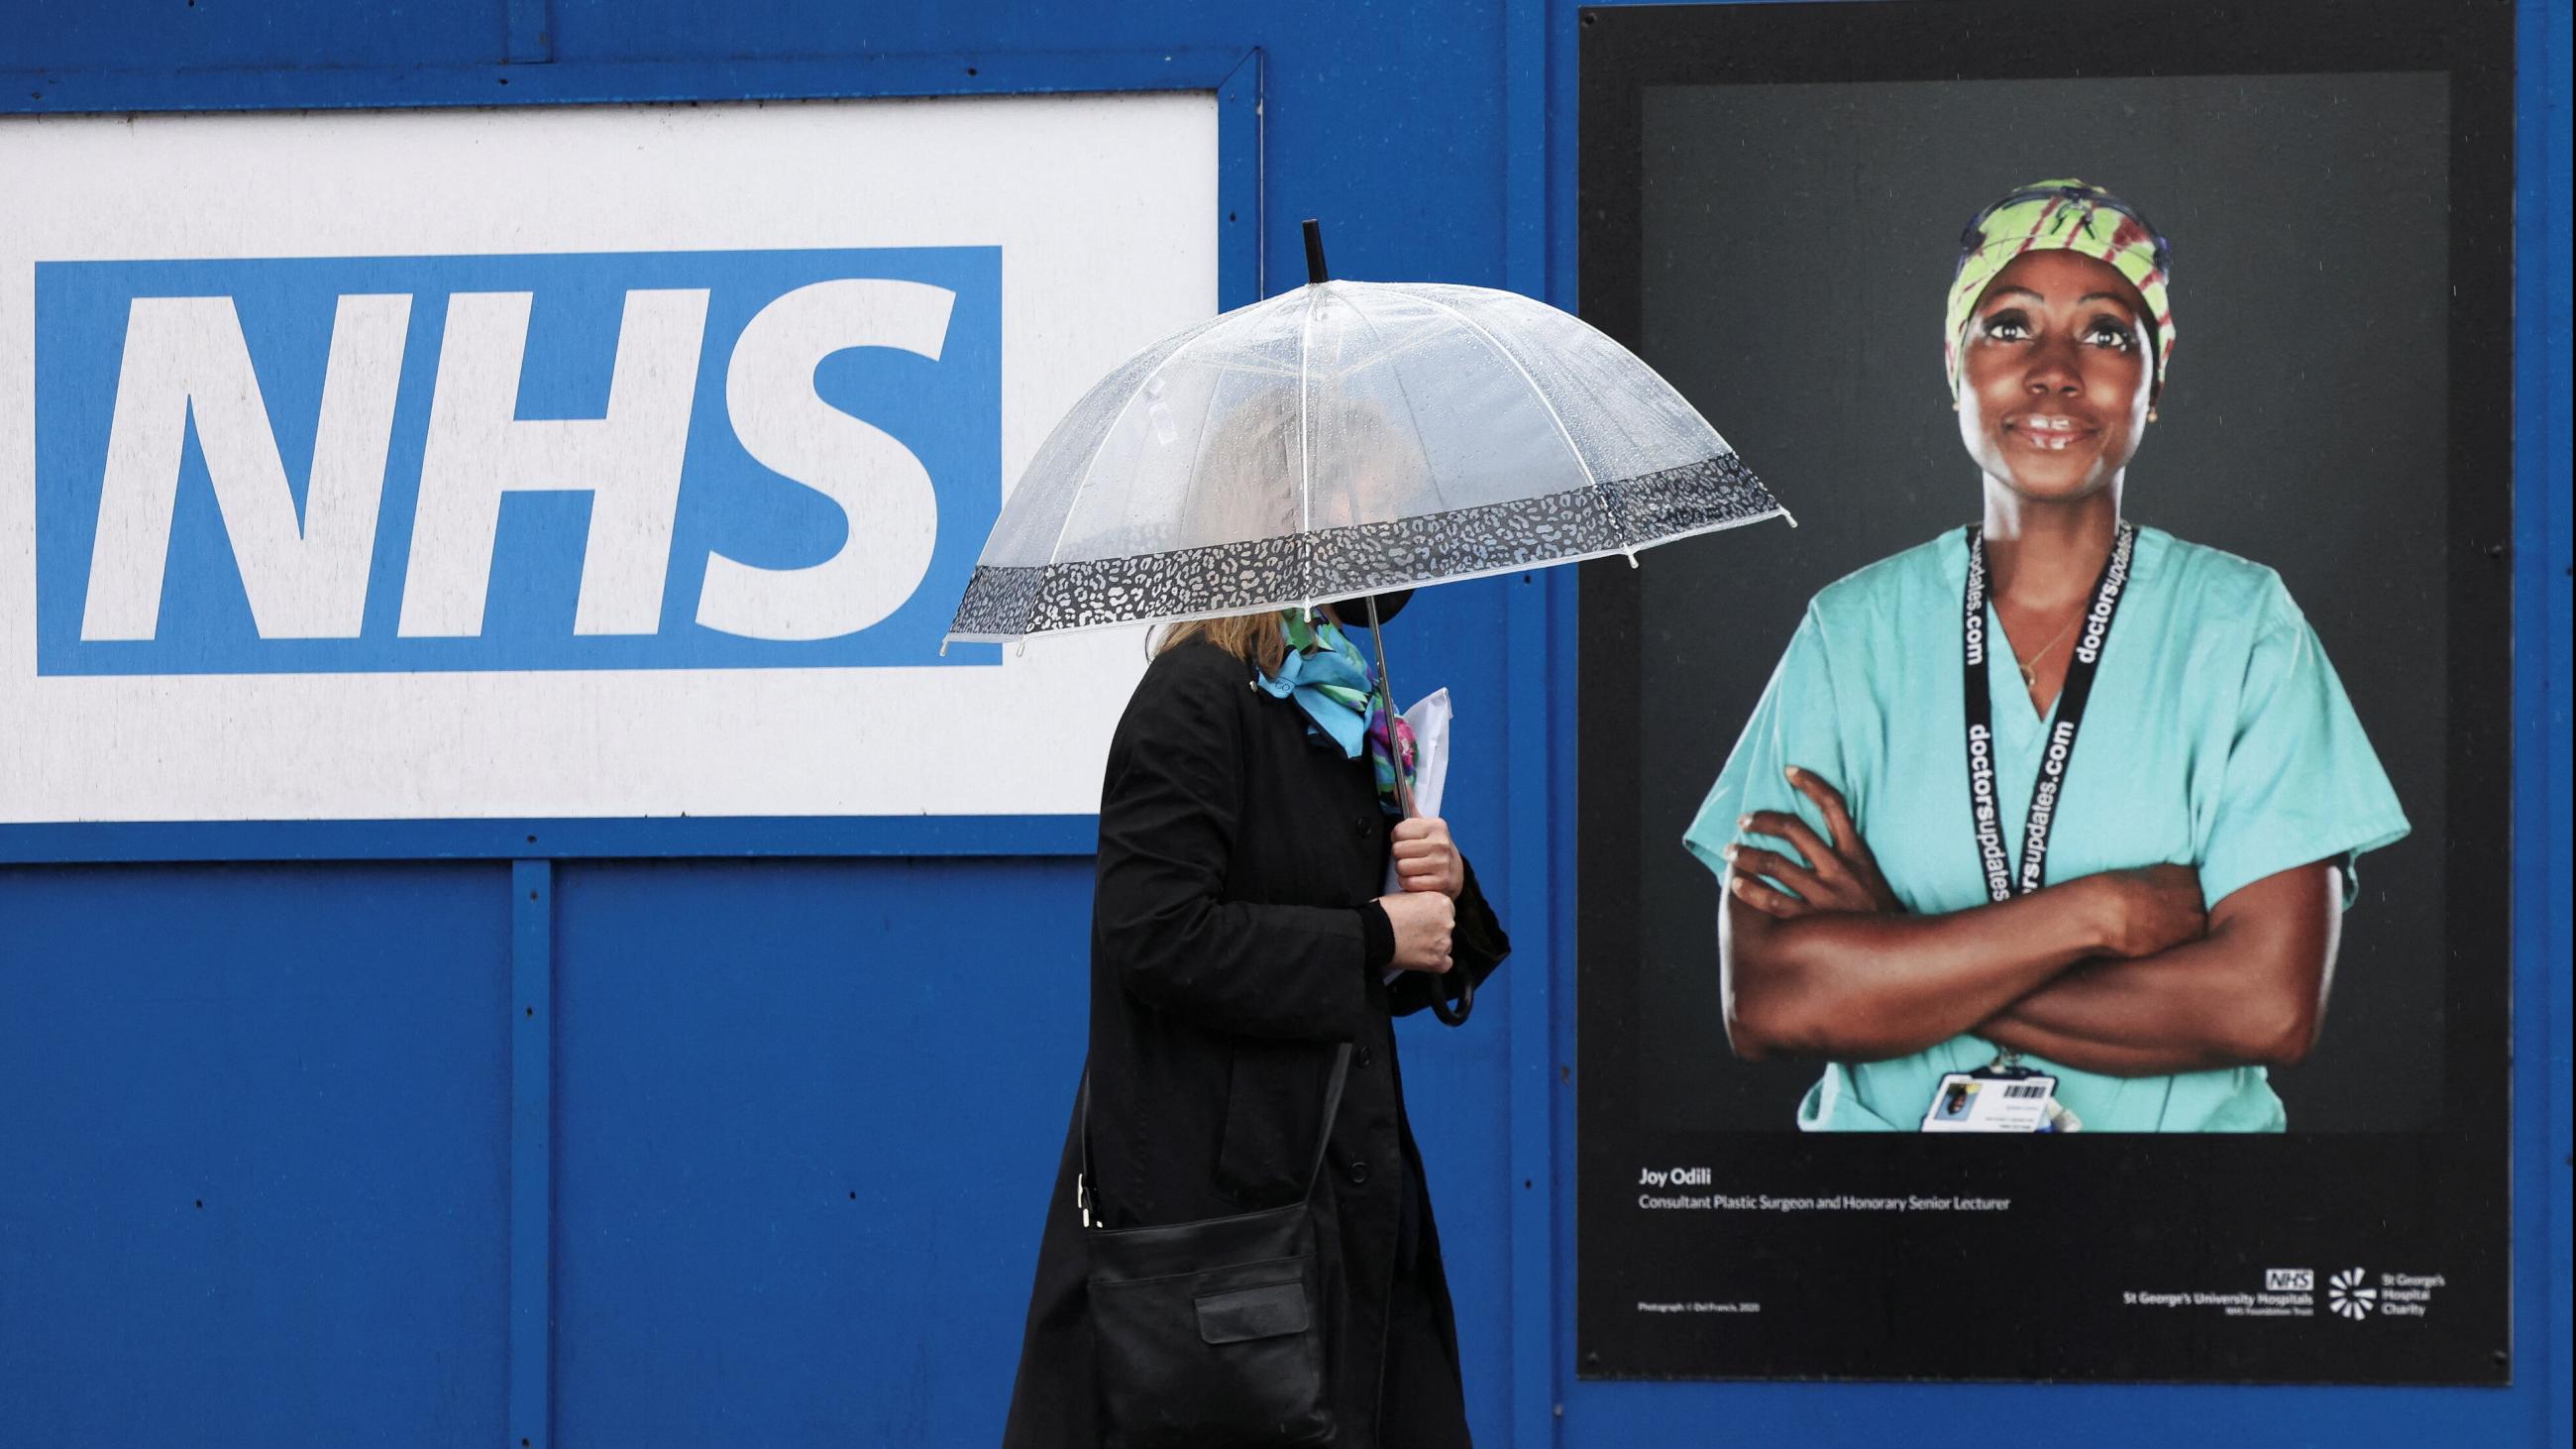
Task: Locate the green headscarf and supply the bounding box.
[1946,178,2174,397]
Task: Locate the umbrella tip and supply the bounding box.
[1302,219,1329,286]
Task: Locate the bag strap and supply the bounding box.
[1078,1043,1354,1228]
[1300,1044,1356,1194]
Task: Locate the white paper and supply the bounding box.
[1381,688,1453,982]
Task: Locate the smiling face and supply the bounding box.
[1955,250,2156,502]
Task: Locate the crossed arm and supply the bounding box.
[1717,768,2342,1076]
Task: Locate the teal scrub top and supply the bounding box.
[1682,524,2410,1133]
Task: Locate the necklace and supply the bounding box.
[2008,609,2085,688]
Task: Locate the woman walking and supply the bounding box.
[1005,594,1509,1445]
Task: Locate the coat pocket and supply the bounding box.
[1215,1038,1325,1204]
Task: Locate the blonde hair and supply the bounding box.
[1153,611,1287,674]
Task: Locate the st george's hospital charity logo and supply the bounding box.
[2328,1268,2378,1320]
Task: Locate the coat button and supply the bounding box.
[1355,1045,1374,1068]
[1345,1159,1371,1186]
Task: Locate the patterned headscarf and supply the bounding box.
[1945,178,2174,398]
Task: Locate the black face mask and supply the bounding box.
[1327,588,1415,627]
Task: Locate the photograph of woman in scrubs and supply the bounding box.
[1683,180,2411,1132]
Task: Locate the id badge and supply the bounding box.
[1920,1069,2058,1132]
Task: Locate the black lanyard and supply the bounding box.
[1962,521,2137,903]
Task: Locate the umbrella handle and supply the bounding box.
[1362,593,1419,819]
[1365,592,1470,1026]
[1429,965,1474,1026]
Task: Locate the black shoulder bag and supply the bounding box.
[1078,1044,1350,1447]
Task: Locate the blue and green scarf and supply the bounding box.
[1256,610,1417,815]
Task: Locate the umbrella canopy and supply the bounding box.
[945,246,1787,644]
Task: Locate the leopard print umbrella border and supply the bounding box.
[947,453,1777,641]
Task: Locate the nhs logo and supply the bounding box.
[34,247,1001,675]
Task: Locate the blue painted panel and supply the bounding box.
[0,816,1098,866]
[0,50,1257,114]
[0,0,509,71]
[2514,5,2576,1448]
[536,0,1515,300]
[35,247,1001,675]
[0,862,513,1448]
[1395,984,1519,1441]
[510,860,557,1449]
[546,858,1093,1446]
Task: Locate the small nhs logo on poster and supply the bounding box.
[34,246,1001,675]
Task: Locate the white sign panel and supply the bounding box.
[0,95,1215,822]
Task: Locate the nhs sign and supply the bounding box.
[3,98,1207,824]
[35,247,1001,675]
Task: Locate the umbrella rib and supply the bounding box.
[1037,311,1240,602]
[1341,286,1449,514]
[1405,288,1631,560]
[1298,283,1321,609]
[1557,307,1795,530]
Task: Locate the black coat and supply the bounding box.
[1003,639,1511,1448]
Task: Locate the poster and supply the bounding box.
[1574,0,2514,1384]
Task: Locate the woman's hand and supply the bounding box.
[1378,890,1455,974]
[1391,816,1465,898]
[2083,864,2208,958]
[1724,766,1903,919]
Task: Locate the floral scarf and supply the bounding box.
[1256,610,1417,814]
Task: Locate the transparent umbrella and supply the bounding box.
[948,222,1792,1022]
[947,222,1790,648]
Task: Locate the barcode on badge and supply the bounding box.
[2002,1083,2047,1100]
